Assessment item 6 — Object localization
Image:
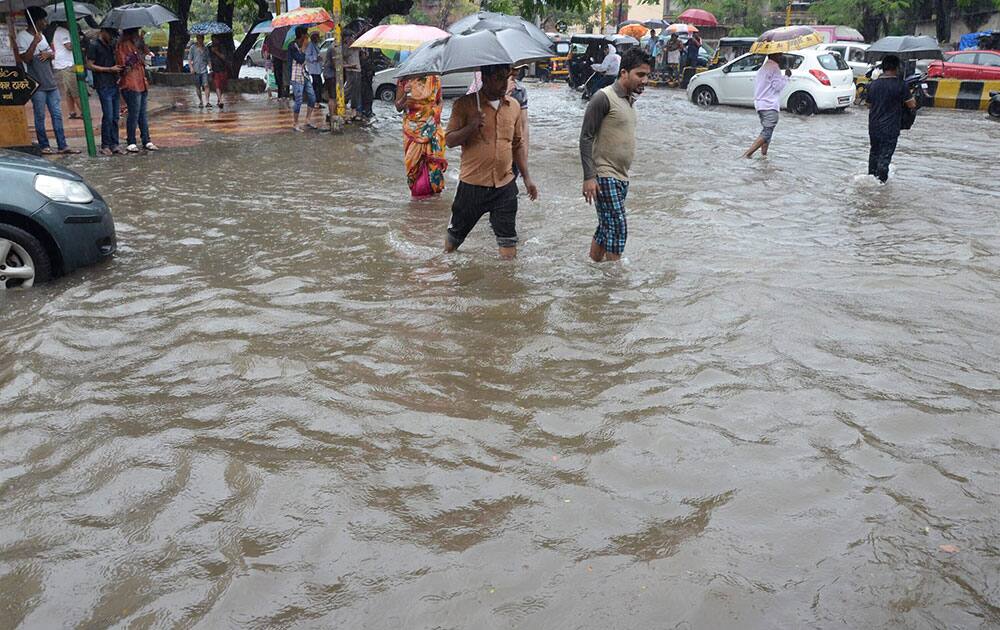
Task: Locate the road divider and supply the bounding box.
[924,78,1000,111]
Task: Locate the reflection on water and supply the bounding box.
[2,87,999,628]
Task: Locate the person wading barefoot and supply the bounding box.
[443,64,538,260]
[579,48,653,262]
[743,53,791,159]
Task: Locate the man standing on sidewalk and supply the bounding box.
[743,53,791,159]
[116,28,157,152]
[15,7,78,154]
[866,54,916,183]
[444,64,538,260]
[86,27,123,156]
[51,21,82,120]
[579,48,653,262]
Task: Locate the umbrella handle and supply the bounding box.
[476,89,480,111]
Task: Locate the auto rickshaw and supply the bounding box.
[710,36,757,68]
[548,40,572,81]
[567,33,639,90]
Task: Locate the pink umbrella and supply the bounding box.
[350,24,449,51]
[677,8,718,27]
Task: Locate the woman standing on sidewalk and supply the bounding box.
[116,28,157,152]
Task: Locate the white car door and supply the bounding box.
[720,54,764,105]
[442,71,477,97]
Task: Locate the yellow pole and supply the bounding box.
[600,0,605,33]
[785,0,792,27]
[330,0,345,132]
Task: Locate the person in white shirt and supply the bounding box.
[51,23,81,119]
[589,44,620,93]
[16,6,78,153]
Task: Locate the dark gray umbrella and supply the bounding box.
[0,0,47,12]
[44,2,99,21]
[396,28,554,79]
[643,19,669,30]
[99,3,178,30]
[865,35,943,62]
[448,11,552,50]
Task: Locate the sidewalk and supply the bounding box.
[25,85,274,150]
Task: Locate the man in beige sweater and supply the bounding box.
[579,48,654,262]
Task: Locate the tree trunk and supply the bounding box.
[934,0,952,43]
[231,0,271,76]
[860,5,881,42]
[166,0,193,73]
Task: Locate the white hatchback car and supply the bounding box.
[817,42,871,78]
[372,67,476,103]
[687,49,856,115]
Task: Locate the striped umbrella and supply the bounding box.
[666,23,699,34]
[351,24,448,51]
[271,6,333,28]
[750,25,823,54]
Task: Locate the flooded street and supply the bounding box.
[2,86,999,628]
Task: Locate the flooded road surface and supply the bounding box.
[2,86,999,628]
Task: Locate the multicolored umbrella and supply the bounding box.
[666,23,699,34]
[249,19,272,34]
[281,21,334,49]
[271,6,333,29]
[750,25,823,54]
[677,8,717,27]
[618,23,649,39]
[350,24,447,51]
[189,21,232,35]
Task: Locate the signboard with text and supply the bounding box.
[0,67,37,106]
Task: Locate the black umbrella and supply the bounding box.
[865,35,943,62]
[99,3,178,30]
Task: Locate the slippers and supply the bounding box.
[40,147,56,154]
[59,147,81,154]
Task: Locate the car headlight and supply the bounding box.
[34,174,94,204]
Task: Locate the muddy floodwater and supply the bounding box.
[2,86,998,628]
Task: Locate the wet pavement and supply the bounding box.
[2,85,999,628]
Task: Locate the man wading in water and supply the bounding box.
[579,48,653,262]
[444,64,538,260]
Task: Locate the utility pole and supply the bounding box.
[600,0,605,33]
[62,0,95,156]
[330,0,345,132]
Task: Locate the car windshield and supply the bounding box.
[817,53,849,71]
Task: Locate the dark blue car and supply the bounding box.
[0,150,116,289]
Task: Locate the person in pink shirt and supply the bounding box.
[743,53,792,158]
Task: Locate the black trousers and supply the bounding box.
[310,74,323,101]
[868,134,899,183]
[273,58,289,98]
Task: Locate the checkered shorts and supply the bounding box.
[594,177,629,254]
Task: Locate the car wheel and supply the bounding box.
[377,84,397,103]
[989,99,1000,119]
[788,92,816,116]
[0,224,51,289]
[692,85,717,107]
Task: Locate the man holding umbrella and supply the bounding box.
[743,53,791,159]
[444,64,538,260]
[15,6,77,154]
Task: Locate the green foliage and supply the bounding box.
[664,0,769,34]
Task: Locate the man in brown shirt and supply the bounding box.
[444,64,538,260]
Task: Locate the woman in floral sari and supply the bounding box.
[395,74,448,198]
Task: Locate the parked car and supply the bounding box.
[245,37,265,67]
[372,66,476,103]
[711,36,758,67]
[687,49,856,115]
[818,42,870,78]
[926,50,1000,81]
[0,150,116,289]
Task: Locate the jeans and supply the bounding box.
[868,134,899,183]
[96,85,120,149]
[291,78,316,115]
[30,88,67,150]
[122,89,150,147]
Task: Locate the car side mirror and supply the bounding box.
[722,65,730,74]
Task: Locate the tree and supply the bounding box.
[166,0,193,72]
[809,0,911,41]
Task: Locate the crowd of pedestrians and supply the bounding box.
[11,5,159,156]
